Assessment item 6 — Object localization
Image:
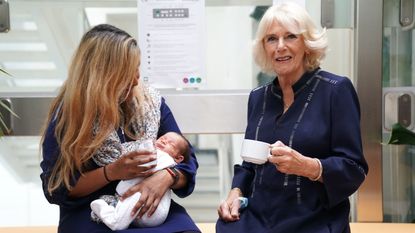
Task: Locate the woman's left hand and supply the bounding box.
[120,169,172,218]
[268,141,318,178]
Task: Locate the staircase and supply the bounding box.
[172,148,221,223]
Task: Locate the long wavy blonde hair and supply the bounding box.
[41,24,149,194]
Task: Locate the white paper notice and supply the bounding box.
[138,0,206,89]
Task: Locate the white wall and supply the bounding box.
[323,29,354,83]
[205,6,255,89]
[0,150,58,226]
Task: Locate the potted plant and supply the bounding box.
[0,68,17,136]
[387,123,415,145]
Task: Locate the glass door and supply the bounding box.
[382,0,415,223]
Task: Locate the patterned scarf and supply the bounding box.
[92,86,162,167]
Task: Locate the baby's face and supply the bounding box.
[156,132,185,162]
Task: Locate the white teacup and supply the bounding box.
[240,139,270,164]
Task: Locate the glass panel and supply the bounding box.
[0,1,136,95]
[319,0,353,28]
[0,0,355,94]
[382,0,415,223]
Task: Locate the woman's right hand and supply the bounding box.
[106,150,157,181]
[217,188,242,222]
[68,150,156,198]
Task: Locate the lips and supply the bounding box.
[275,56,291,61]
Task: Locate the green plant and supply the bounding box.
[0,67,11,76]
[0,68,18,136]
[387,123,415,145]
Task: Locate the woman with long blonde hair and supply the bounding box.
[40,24,200,233]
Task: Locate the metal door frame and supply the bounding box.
[355,0,383,222]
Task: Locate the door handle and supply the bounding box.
[383,87,414,131]
[0,0,10,33]
[321,0,335,28]
[398,93,412,128]
[400,0,415,30]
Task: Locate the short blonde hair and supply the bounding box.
[253,3,328,74]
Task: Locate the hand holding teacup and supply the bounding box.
[268,141,319,180]
[240,139,320,180]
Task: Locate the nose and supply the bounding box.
[133,76,139,86]
[276,38,286,51]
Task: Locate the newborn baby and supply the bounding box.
[90,132,190,230]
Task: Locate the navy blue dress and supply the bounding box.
[40,98,200,233]
[216,69,368,233]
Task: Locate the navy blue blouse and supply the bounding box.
[216,69,368,233]
[40,98,200,233]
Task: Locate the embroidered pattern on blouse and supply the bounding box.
[251,85,269,198]
[316,74,368,177]
[270,69,320,99]
[252,84,268,93]
[286,76,321,204]
[92,86,161,167]
[251,70,322,203]
[316,75,339,85]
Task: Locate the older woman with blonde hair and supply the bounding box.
[217,3,368,233]
[40,24,200,233]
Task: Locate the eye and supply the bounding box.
[285,34,298,41]
[265,35,278,43]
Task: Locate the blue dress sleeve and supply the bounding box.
[230,91,256,196]
[321,78,369,208]
[157,98,199,198]
[231,163,255,196]
[40,118,91,209]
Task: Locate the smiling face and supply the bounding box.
[263,21,307,81]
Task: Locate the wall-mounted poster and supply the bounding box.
[138,0,206,89]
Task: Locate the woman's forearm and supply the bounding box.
[162,168,187,190]
[68,167,110,198]
[172,169,187,189]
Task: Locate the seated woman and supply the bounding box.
[40,24,200,233]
